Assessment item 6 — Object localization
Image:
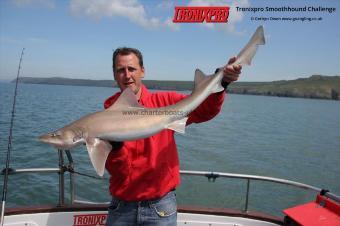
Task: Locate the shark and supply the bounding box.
[39,25,265,177]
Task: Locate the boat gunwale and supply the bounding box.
[4,204,283,225]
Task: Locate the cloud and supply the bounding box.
[155,1,174,11]
[11,0,55,9]
[164,17,180,31]
[68,0,248,33]
[188,0,250,34]
[69,0,177,30]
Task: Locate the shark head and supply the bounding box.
[39,128,82,150]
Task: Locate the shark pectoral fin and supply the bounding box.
[167,117,188,134]
[85,138,112,177]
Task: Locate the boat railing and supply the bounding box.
[2,149,339,213]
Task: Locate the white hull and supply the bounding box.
[4,207,280,226]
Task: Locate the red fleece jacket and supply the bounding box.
[104,85,225,201]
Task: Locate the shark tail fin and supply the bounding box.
[194,69,224,93]
[85,138,112,177]
[233,25,265,66]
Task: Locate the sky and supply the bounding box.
[0,0,339,82]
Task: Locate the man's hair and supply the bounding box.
[112,47,144,70]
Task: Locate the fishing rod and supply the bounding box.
[1,48,25,226]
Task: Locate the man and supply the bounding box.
[105,47,241,226]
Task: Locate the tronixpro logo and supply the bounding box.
[73,214,107,226]
[173,6,230,23]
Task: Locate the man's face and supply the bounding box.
[113,53,145,96]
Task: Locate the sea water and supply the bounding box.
[0,82,339,216]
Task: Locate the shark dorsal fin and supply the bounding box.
[194,69,206,88]
[194,69,224,93]
[108,88,144,110]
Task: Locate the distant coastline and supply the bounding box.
[13,75,340,100]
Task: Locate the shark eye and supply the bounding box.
[50,133,59,137]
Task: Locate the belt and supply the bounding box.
[112,189,175,207]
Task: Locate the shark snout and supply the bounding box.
[38,131,63,145]
[38,130,80,150]
[38,133,54,144]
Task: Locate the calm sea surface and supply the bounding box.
[1,82,339,216]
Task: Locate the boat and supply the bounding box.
[2,149,339,226]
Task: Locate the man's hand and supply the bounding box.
[109,141,123,150]
[222,56,242,84]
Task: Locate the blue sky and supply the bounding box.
[0,0,339,82]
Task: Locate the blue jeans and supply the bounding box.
[105,191,177,226]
